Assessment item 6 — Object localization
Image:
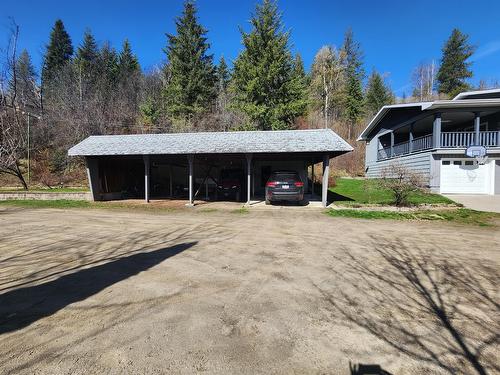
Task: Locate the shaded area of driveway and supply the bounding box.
[0,242,195,334]
[445,194,500,213]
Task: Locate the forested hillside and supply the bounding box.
[0,0,493,188]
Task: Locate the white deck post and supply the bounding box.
[474,112,481,145]
[144,155,150,203]
[390,131,395,157]
[187,155,194,206]
[322,154,329,208]
[245,153,252,205]
[409,123,414,153]
[433,113,442,148]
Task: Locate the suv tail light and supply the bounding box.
[266,181,277,187]
[294,181,304,187]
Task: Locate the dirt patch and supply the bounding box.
[0,207,498,374]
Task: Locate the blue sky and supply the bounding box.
[2,0,499,96]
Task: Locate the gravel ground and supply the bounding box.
[0,206,498,374]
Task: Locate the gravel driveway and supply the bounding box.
[0,207,498,374]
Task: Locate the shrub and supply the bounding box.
[378,164,425,206]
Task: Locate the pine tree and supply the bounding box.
[98,42,119,84]
[118,39,140,79]
[216,56,230,93]
[341,28,364,138]
[42,19,73,85]
[292,53,306,82]
[437,28,475,97]
[163,0,216,121]
[365,70,394,115]
[232,0,307,130]
[75,29,100,101]
[12,50,39,108]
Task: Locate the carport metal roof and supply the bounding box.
[68,129,353,156]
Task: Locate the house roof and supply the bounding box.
[357,91,500,141]
[453,88,500,100]
[68,128,353,157]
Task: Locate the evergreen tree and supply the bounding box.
[341,28,364,137]
[98,42,119,84]
[365,70,394,115]
[118,39,140,79]
[12,49,39,108]
[292,53,306,81]
[42,19,73,85]
[75,29,100,100]
[163,0,216,120]
[76,30,99,69]
[216,56,230,93]
[232,0,307,130]
[437,28,475,97]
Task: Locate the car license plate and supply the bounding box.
[282,185,289,189]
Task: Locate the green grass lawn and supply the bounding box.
[0,200,173,211]
[0,199,94,209]
[329,178,455,206]
[326,208,499,226]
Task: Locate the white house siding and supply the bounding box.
[430,153,500,194]
[496,160,500,194]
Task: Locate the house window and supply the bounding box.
[442,160,450,165]
[453,161,462,165]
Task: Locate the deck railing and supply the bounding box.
[440,131,499,148]
[412,134,433,152]
[376,131,499,161]
[479,131,499,147]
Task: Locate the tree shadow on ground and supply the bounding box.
[0,242,196,335]
[314,238,499,375]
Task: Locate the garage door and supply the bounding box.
[440,160,492,194]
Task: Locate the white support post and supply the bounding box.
[322,154,329,208]
[409,123,414,153]
[144,155,150,203]
[311,162,315,196]
[474,112,481,145]
[433,113,442,148]
[245,154,252,205]
[187,155,194,206]
[85,157,100,201]
[390,131,395,157]
[169,166,173,198]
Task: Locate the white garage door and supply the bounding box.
[440,159,492,194]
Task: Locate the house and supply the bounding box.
[358,89,500,195]
[68,129,353,207]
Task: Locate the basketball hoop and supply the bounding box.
[465,145,487,165]
[474,155,488,165]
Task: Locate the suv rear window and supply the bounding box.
[270,172,300,181]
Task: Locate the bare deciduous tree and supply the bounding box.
[0,21,30,188]
[412,61,436,101]
[310,46,345,128]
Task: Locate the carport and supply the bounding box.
[68,129,352,207]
